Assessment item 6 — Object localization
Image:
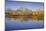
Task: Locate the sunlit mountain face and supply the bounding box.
[5,7,44,20]
[5,0,44,31]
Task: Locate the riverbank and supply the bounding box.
[5,10,44,20]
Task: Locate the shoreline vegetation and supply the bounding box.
[5,9,44,20]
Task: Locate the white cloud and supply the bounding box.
[8,0,44,2]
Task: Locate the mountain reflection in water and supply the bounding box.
[5,17,44,30]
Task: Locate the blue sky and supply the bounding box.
[5,0,44,10]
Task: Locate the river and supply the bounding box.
[5,17,44,30]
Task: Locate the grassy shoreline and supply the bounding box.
[5,10,44,20]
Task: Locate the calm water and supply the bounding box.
[5,17,44,30]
